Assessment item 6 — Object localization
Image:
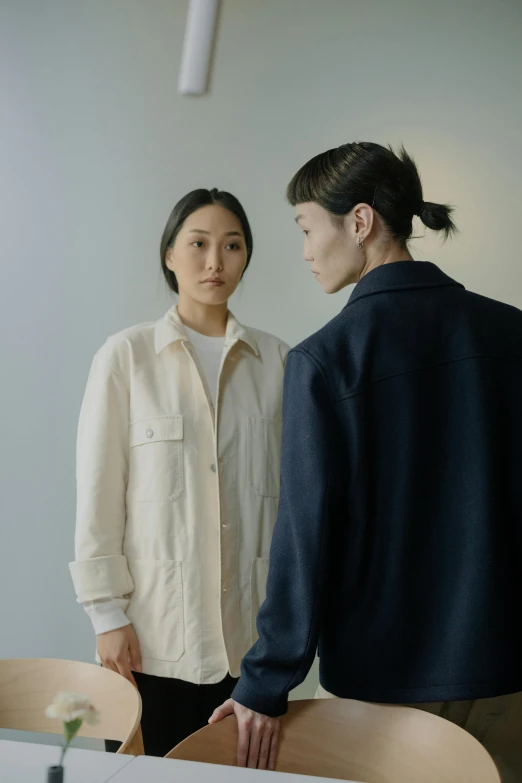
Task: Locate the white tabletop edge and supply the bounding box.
[110,754,362,782]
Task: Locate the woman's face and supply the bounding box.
[295,202,363,293]
[166,204,248,306]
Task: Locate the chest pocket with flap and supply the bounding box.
[128,416,184,502]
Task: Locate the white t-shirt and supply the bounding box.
[184,326,225,409]
[84,325,226,635]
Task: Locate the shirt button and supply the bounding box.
[222,523,228,529]
[146,429,154,439]
[211,464,217,473]
[223,587,228,593]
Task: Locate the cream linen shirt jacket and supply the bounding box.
[70,306,289,683]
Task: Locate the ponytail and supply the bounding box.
[418,201,457,241]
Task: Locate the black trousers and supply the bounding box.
[106,672,237,757]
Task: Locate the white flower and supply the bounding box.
[45,692,100,726]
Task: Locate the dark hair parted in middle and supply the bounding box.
[287,142,457,244]
[160,188,254,294]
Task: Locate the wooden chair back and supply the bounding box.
[167,698,500,782]
[0,658,143,755]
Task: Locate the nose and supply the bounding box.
[206,246,223,273]
[303,237,313,264]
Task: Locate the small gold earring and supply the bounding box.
[357,237,364,250]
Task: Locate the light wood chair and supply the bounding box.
[166,697,501,782]
[0,658,143,755]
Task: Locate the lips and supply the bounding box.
[201,279,224,286]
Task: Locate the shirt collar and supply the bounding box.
[346,261,464,308]
[154,306,259,356]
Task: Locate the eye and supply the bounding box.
[191,241,204,249]
[303,230,310,237]
[226,242,241,251]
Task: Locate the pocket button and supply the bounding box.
[146,429,154,439]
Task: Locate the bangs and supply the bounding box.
[286,150,337,207]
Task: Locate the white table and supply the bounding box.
[0,740,134,782]
[0,739,358,782]
[110,755,356,782]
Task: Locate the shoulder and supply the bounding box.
[290,309,349,367]
[460,290,522,353]
[462,289,522,320]
[246,326,291,364]
[91,320,157,374]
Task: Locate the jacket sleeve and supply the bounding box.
[83,598,131,635]
[69,340,134,604]
[232,348,336,717]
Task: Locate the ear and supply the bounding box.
[352,203,374,241]
[165,246,175,272]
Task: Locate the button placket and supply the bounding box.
[216,340,238,615]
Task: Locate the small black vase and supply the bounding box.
[47,765,64,783]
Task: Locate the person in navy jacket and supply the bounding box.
[211,142,522,782]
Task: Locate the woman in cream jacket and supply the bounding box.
[70,189,289,756]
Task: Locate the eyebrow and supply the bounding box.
[295,215,305,224]
[188,229,243,237]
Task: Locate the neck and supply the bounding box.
[177,294,229,337]
[359,244,414,281]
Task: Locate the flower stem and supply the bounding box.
[60,717,83,766]
[59,739,70,767]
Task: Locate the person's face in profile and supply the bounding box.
[294,202,363,293]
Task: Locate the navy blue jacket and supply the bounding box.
[232,261,522,717]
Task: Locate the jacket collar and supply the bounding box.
[154,305,259,356]
[346,261,464,307]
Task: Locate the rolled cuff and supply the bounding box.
[83,600,131,635]
[70,554,134,602]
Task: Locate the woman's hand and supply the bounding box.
[97,625,142,687]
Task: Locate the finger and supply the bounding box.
[237,717,252,768]
[115,656,137,688]
[101,659,118,674]
[129,636,142,673]
[268,724,280,771]
[257,726,272,771]
[246,722,262,769]
[209,699,235,724]
[122,667,138,688]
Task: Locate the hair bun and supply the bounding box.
[418,200,457,240]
